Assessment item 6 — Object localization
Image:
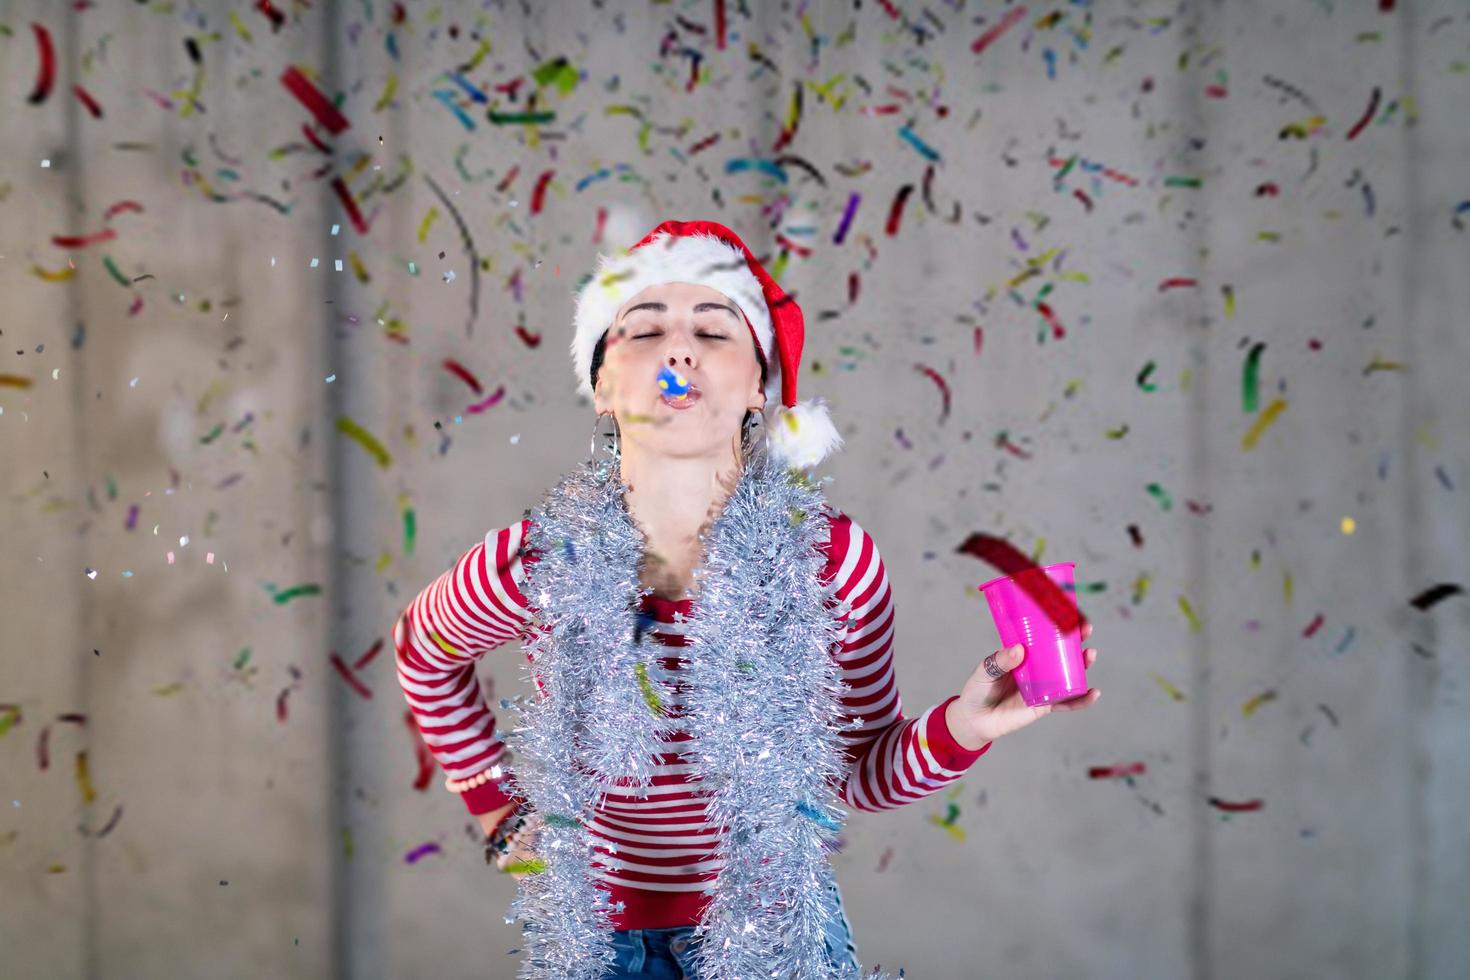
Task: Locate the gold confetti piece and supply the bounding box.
[151,682,185,696]
[75,751,96,804]
[429,631,459,657]
[1241,397,1287,450]
[1242,689,1278,718]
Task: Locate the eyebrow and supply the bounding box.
[622,301,741,323]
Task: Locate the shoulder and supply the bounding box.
[815,508,883,593]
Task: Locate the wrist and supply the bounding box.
[944,697,991,753]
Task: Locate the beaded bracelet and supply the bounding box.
[483,801,535,867]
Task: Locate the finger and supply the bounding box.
[1052,689,1100,712]
[1081,621,1092,641]
[1084,647,1096,667]
[984,644,1024,679]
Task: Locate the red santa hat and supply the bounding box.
[571,219,843,470]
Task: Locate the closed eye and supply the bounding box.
[633,331,728,340]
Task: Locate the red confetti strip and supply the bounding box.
[885,184,914,236]
[300,121,333,155]
[27,24,56,105]
[496,165,520,194]
[1302,613,1325,638]
[404,709,436,792]
[276,687,292,722]
[714,0,728,50]
[1036,301,1066,339]
[514,325,543,348]
[280,65,351,136]
[848,271,860,305]
[1158,277,1199,292]
[51,229,117,249]
[256,0,286,31]
[971,6,1028,57]
[330,176,369,235]
[688,132,722,155]
[353,638,384,671]
[73,84,104,118]
[330,653,373,699]
[1073,188,1093,212]
[442,358,483,394]
[1089,762,1146,779]
[593,206,608,244]
[94,803,124,838]
[913,363,952,424]
[466,385,507,414]
[878,0,902,19]
[1205,84,1228,99]
[973,326,984,356]
[954,533,1087,635]
[876,845,894,873]
[103,200,145,224]
[530,169,555,215]
[1345,86,1380,141]
[38,725,51,770]
[774,234,811,257]
[1207,796,1264,813]
[1255,182,1279,197]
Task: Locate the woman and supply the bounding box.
[394,221,1101,979]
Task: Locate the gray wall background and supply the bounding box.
[2,1,1467,978]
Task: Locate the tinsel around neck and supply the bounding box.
[497,452,897,979]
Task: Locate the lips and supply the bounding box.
[660,385,701,408]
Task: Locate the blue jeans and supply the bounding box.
[522,876,861,978]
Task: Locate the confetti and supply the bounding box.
[26,23,56,105]
[336,416,392,467]
[279,65,350,135]
[404,842,442,864]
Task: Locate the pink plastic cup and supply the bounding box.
[977,562,1088,707]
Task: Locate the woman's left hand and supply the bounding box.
[948,620,1101,748]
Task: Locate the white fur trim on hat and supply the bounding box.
[765,397,843,470]
[571,232,775,402]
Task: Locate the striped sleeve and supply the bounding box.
[821,511,992,812]
[393,518,539,817]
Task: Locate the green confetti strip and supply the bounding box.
[1242,342,1265,413]
[271,583,322,605]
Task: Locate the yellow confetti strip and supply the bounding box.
[1150,673,1186,701]
[227,9,252,43]
[634,661,665,717]
[1241,397,1287,450]
[1241,689,1278,718]
[1177,594,1202,633]
[30,263,76,282]
[430,631,459,657]
[417,207,440,244]
[75,751,97,804]
[348,250,371,283]
[373,70,398,112]
[1283,570,1293,606]
[152,682,186,696]
[337,416,392,468]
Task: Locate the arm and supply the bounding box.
[822,513,992,811]
[393,518,540,835]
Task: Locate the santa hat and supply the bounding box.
[571,219,843,470]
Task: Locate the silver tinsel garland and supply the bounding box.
[496,447,901,980]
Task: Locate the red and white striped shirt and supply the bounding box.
[394,510,992,931]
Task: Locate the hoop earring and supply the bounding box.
[741,408,768,466]
[591,412,621,466]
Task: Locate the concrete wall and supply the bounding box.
[2,2,1466,978]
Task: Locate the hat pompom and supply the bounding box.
[765,397,843,470]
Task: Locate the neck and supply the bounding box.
[616,438,746,546]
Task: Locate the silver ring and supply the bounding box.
[983,652,1004,679]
